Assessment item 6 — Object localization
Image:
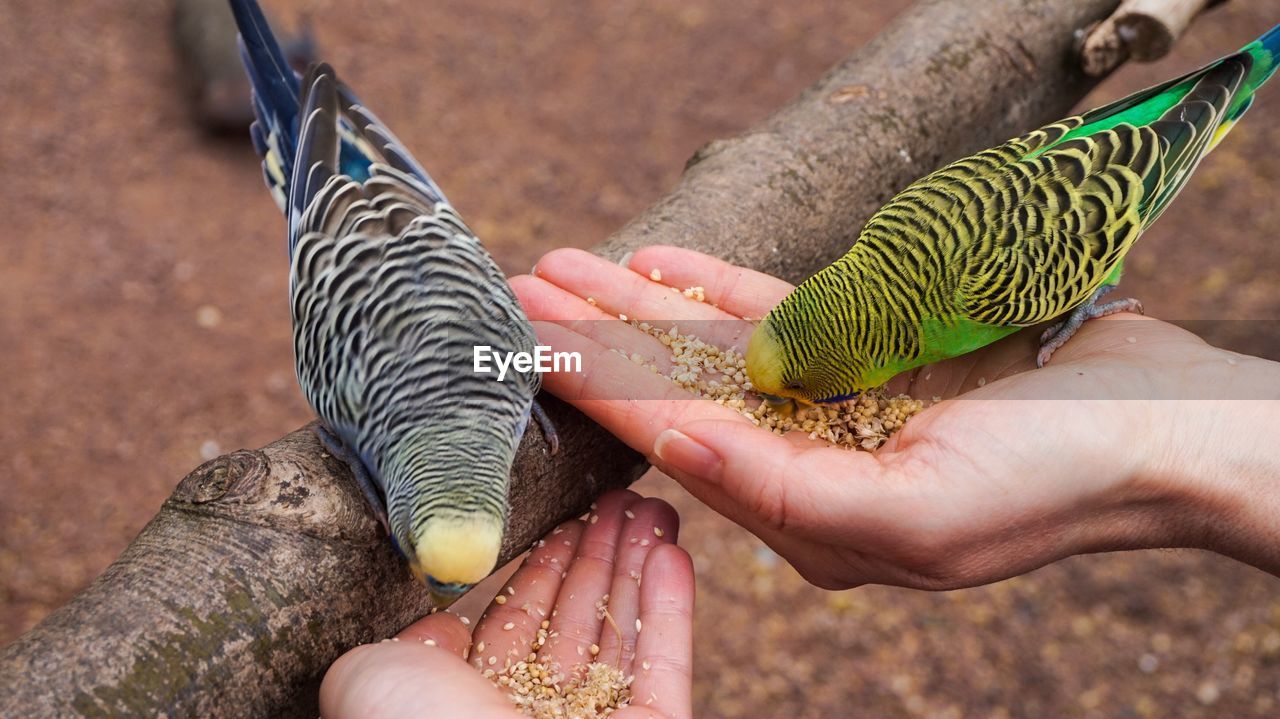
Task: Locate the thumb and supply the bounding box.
[653,418,805,534]
[320,614,516,719]
[655,417,890,539]
[395,611,473,657]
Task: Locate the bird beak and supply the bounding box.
[761,394,797,418]
[428,589,463,610]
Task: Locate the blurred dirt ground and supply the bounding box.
[3,1,1280,716]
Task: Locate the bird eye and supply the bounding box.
[785,380,803,390]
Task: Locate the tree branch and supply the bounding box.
[1081,0,1227,76]
[3,0,1178,715]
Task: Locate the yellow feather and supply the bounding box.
[1207,118,1238,153]
[410,514,503,586]
[745,321,786,398]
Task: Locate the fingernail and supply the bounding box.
[653,429,723,483]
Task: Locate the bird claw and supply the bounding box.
[314,423,390,534]
[531,399,560,456]
[1038,321,1064,345]
[1036,285,1143,368]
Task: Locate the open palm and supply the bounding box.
[511,246,1280,589]
[321,491,694,719]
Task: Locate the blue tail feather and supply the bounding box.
[229,0,303,199]
[230,0,452,243]
[1258,23,1280,58]
[1242,23,1280,91]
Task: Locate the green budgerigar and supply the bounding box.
[747,24,1280,406]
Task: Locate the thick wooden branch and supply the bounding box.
[3,0,1156,715]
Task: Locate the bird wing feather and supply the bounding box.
[287,65,538,476]
[952,55,1246,327]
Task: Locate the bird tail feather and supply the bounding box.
[229,0,301,213]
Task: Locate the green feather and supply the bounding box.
[747,24,1279,404]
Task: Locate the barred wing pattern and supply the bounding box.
[759,49,1256,398]
[289,69,539,551]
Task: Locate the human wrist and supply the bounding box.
[1137,355,1280,574]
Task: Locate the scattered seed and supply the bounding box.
[495,595,507,605]
[653,527,664,537]
[682,286,707,302]
[503,622,516,631]
[618,317,926,451]
[649,268,662,281]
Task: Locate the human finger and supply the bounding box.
[532,248,755,351]
[471,519,584,674]
[626,245,794,321]
[511,274,677,371]
[655,418,893,541]
[395,611,473,657]
[595,498,680,673]
[529,321,751,449]
[539,491,641,674]
[623,544,696,719]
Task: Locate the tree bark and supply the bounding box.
[3,0,1187,715]
[1081,0,1225,76]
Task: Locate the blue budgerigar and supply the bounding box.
[229,0,556,603]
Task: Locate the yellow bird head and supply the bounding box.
[404,513,503,608]
[747,298,884,406]
[746,316,815,409]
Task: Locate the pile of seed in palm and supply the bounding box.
[613,281,928,451]
[486,618,633,718]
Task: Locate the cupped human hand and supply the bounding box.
[320,490,695,719]
[509,246,1280,590]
